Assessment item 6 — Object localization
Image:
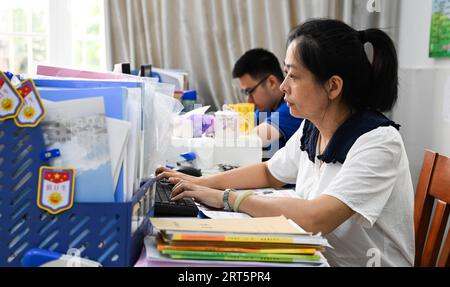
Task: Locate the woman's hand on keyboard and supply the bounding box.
[155,166,203,185]
[169,177,224,209]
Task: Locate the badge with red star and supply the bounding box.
[14,79,46,127]
[37,167,75,215]
[0,71,23,121]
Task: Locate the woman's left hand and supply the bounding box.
[169,177,224,209]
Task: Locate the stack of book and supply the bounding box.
[147,216,329,267]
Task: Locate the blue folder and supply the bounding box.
[38,87,129,203]
[36,78,144,143]
[38,87,127,120]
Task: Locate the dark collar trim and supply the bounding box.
[300,110,400,164]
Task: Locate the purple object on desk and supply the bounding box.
[191,114,203,138]
[189,114,215,138]
[202,114,215,136]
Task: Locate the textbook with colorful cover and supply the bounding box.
[161,249,322,264]
[157,237,325,251]
[157,237,319,254]
[150,215,310,234]
[160,230,327,245]
[151,216,329,245]
[139,236,329,267]
[149,216,330,266]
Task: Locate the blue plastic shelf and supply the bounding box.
[0,119,153,267]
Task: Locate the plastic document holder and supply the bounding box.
[0,119,154,267]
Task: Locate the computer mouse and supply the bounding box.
[175,166,202,177]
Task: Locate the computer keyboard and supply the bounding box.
[153,181,199,217]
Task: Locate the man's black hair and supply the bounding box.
[232,48,284,82]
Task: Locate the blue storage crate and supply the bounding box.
[0,119,154,267]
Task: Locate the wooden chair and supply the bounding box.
[414,150,450,267]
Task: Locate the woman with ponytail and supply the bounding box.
[156,19,414,267]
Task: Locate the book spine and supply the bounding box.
[158,245,317,254]
[225,236,295,243]
[172,234,297,243]
[169,254,296,263]
[162,250,321,262]
[172,234,226,242]
[171,234,326,245]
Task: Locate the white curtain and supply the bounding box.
[105,0,399,109]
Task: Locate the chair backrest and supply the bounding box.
[414,150,450,267]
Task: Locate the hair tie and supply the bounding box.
[358,30,367,44]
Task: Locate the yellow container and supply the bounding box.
[245,103,255,134]
[228,103,255,135]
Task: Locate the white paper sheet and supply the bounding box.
[197,188,300,219]
[106,117,130,190]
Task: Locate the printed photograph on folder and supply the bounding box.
[40,97,115,202]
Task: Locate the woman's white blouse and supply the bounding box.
[268,122,415,267]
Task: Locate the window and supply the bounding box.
[0,0,49,74]
[0,0,106,75]
[71,0,106,71]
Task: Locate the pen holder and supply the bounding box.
[0,119,153,267]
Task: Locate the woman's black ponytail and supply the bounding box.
[288,19,398,113]
[360,28,398,112]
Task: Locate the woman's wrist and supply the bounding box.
[218,189,237,209]
[195,175,208,187]
[233,190,254,212]
[227,191,238,209]
[199,175,217,189]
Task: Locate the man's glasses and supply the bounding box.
[241,75,270,97]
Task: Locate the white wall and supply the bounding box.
[398,0,450,68]
[395,0,450,187]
